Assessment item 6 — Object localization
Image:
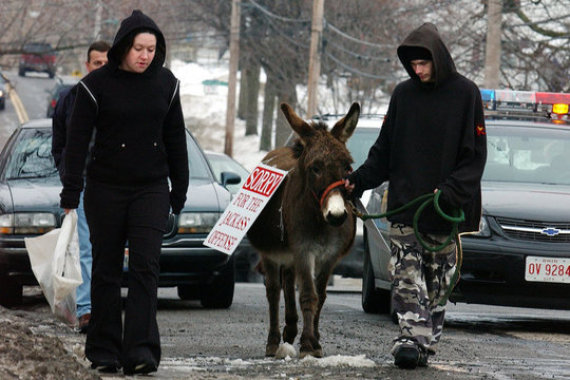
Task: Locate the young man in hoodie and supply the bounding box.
[345,23,487,369]
[60,10,189,375]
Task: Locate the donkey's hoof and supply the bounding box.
[265,344,279,357]
[299,348,323,359]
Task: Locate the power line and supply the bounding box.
[324,37,392,62]
[325,52,394,80]
[325,21,392,49]
[246,0,310,23]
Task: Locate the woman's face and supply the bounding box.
[120,32,156,73]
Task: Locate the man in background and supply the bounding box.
[52,40,111,333]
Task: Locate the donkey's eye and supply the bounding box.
[311,166,321,176]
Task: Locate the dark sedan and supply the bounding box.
[362,117,570,314]
[0,119,240,308]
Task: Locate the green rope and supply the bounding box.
[354,190,465,305]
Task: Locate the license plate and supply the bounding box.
[525,256,570,284]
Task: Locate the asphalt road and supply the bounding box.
[12,279,570,380]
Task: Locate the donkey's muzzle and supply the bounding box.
[325,209,348,226]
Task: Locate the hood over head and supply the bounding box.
[397,22,456,87]
[107,10,166,74]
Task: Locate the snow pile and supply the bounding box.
[275,343,298,359]
[300,354,376,368]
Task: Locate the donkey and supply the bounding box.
[247,102,360,358]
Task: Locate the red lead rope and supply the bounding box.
[319,180,346,208]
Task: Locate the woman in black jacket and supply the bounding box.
[60,10,189,375]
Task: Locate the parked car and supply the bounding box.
[18,42,56,78]
[204,151,264,283]
[0,72,7,111]
[362,89,570,316]
[0,119,240,308]
[45,76,78,117]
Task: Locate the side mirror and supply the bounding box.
[221,171,241,187]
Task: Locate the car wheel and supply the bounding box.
[0,268,22,307]
[18,68,25,77]
[177,284,200,300]
[361,244,390,314]
[48,71,55,79]
[200,256,235,309]
[0,101,5,111]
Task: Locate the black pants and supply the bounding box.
[83,179,170,369]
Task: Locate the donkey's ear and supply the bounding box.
[281,103,314,139]
[330,102,360,143]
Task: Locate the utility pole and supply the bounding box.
[93,0,102,40]
[225,0,241,157]
[306,0,325,118]
[484,0,502,88]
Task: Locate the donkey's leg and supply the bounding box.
[263,259,282,357]
[296,259,321,358]
[282,266,298,344]
[314,264,335,343]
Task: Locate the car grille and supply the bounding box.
[496,217,570,243]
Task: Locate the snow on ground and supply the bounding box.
[171,60,267,171]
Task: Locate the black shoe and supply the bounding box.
[90,361,121,373]
[77,313,90,334]
[418,349,429,367]
[394,346,420,369]
[123,362,157,376]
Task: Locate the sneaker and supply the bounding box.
[78,313,90,334]
[123,361,157,376]
[394,346,420,369]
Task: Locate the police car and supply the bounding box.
[362,89,570,315]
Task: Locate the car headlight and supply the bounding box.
[0,90,4,97]
[177,212,220,233]
[469,216,491,238]
[0,212,57,234]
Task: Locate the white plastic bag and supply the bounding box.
[25,210,82,326]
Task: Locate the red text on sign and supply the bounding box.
[243,167,284,197]
[206,230,237,252]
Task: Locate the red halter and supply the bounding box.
[318,180,346,208]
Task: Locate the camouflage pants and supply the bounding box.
[388,224,457,356]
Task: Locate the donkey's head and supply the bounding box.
[281,102,360,226]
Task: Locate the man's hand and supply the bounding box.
[63,208,73,214]
[344,178,355,194]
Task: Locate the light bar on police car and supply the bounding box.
[480,89,570,119]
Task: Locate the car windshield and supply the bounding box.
[186,130,212,179]
[24,43,53,54]
[346,127,380,168]
[484,125,570,185]
[5,128,57,179]
[5,127,212,181]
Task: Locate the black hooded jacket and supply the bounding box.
[59,10,189,214]
[348,23,487,234]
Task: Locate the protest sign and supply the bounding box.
[204,164,288,255]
